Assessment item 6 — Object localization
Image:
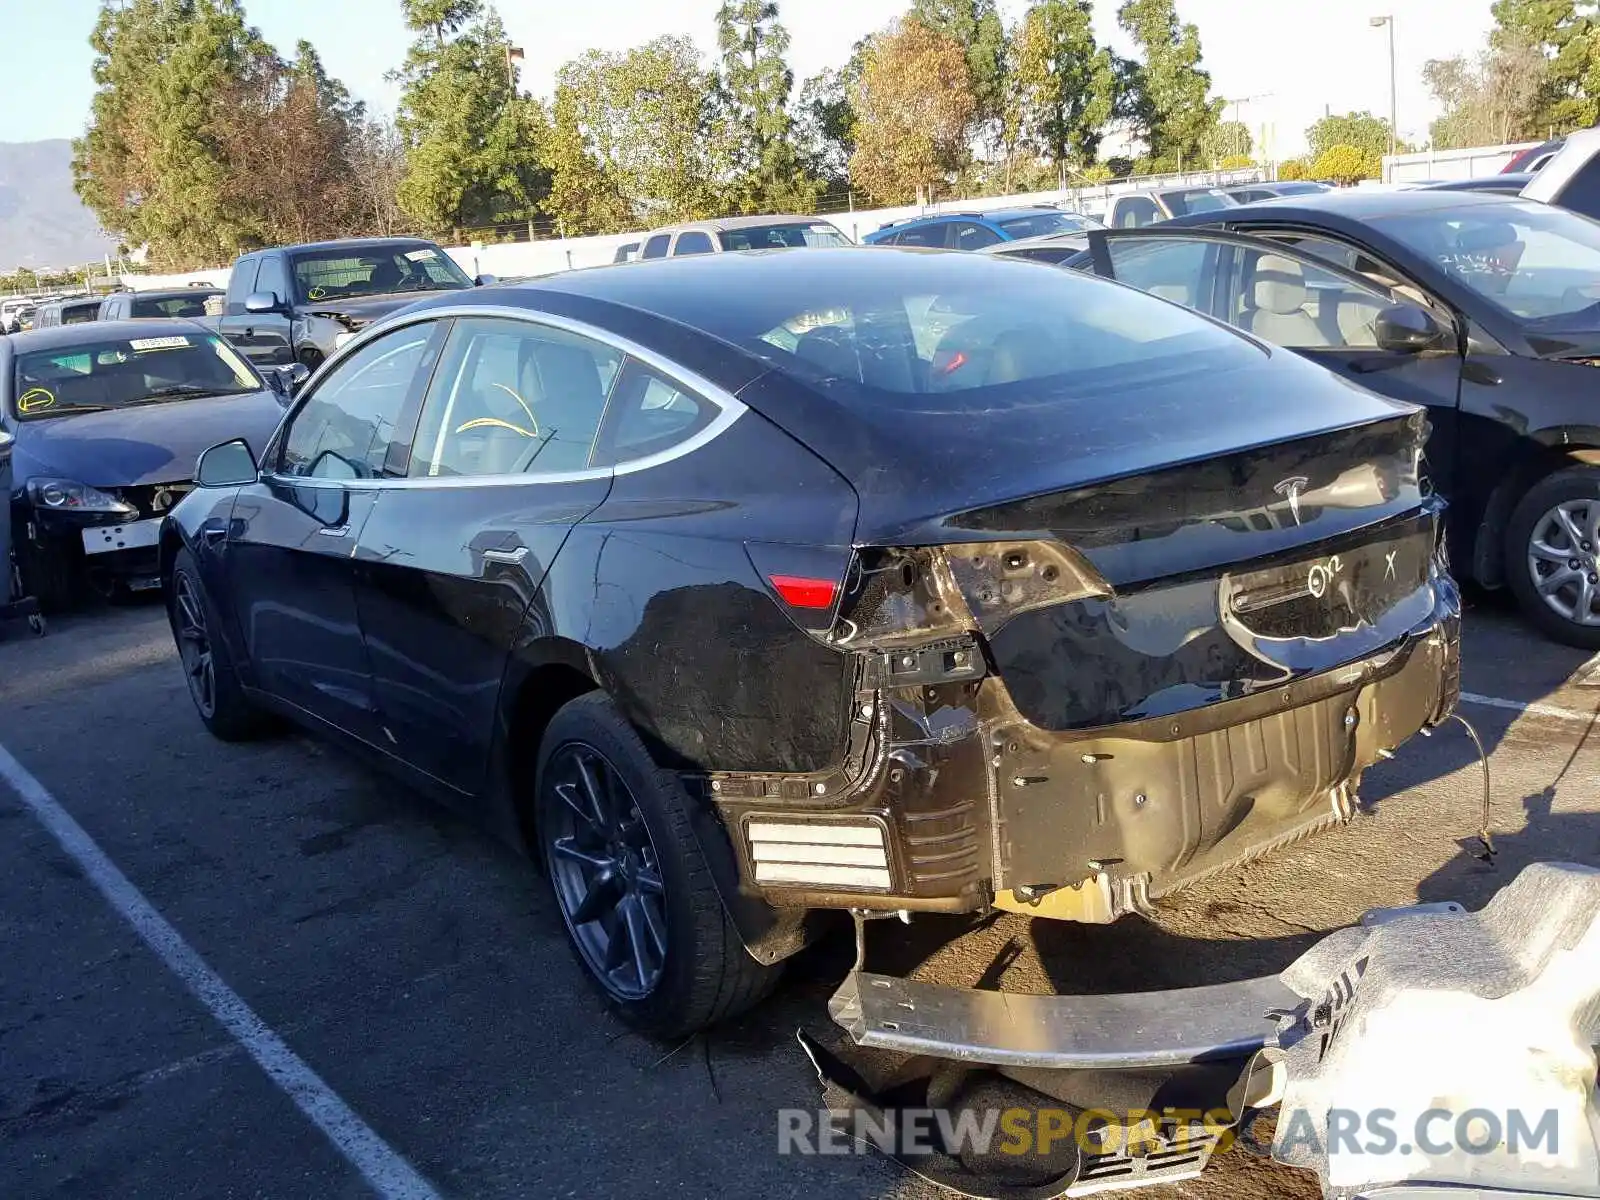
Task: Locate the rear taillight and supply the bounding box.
[768,575,838,609]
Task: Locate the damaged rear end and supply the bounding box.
[716,365,1458,924]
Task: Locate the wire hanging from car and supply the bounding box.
[1449,712,1496,862]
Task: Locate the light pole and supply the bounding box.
[1370,15,1397,157]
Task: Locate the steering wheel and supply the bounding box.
[454,383,540,439]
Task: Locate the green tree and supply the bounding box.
[1012,0,1118,169]
[1426,39,1549,148]
[545,38,721,234]
[849,18,976,204]
[1201,120,1252,164]
[1490,0,1599,131]
[1309,143,1377,184]
[715,1,818,212]
[72,0,275,267]
[1117,0,1223,169]
[394,0,548,235]
[910,0,1008,145]
[1306,111,1403,162]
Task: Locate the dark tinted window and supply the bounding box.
[225,257,261,313]
[61,302,99,325]
[597,360,716,466]
[281,324,436,479]
[1162,188,1238,216]
[641,234,671,260]
[892,223,948,248]
[717,222,849,250]
[1230,189,1271,204]
[673,231,715,256]
[1114,197,1160,228]
[409,317,623,478]
[951,221,1002,250]
[131,292,219,319]
[1553,157,1600,223]
[994,212,1098,238]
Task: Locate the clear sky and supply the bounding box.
[0,0,1498,157]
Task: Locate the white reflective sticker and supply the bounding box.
[403,249,438,261]
[129,336,190,351]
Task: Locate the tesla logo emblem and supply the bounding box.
[1308,554,1343,599]
[1274,476,1310,526]
[1384,550,1398,580]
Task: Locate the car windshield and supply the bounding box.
[132,292,220,318]
[995,211,1101,238]
[718,223,850,251]
[1163,188,1239,215]
[290,243,472,303]
[681,255,1262,408]
[13,331,260,419]
[1371,200,1600,325]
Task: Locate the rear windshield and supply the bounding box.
[289,243,472,303]
[132,293,219,318]
[13,331,260,419]
[679,254,1261,406]
[61,303,100,325]
[1162,188,1239,216]
[994,211,1101,238]
[718,223,849,251]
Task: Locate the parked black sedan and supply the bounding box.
[4,320,287,607]
[1066,189,1600,645]
[161,249,1460,1036]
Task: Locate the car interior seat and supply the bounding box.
[794,325,862,380]
[526,341,607,471]
[1241,254,1323,346]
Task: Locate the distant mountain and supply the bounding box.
[0,140,118,272]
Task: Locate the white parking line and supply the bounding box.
[1460,691,1600,725]
[0,742,442,1200]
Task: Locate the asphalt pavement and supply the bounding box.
[2,588,1597,1200]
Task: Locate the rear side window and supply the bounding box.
[595,361,716,466]
[132,294,215,319]
[950,222,1002,250]
[641,234,671,260]
[1114,198,1160,228]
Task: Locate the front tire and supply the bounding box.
[1506,466,1600,648]
[166,546,275,741]
[535,693,780,1037]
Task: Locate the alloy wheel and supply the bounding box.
[172,571,217,718]
[1526,498,1600,627]
[544,742,668,1001]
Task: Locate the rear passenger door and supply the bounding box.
[1083,227,1466,490]
[351,315,624,795]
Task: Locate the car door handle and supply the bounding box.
[317,524,351,538]
[482,546,528,564]
[201,526,227,543]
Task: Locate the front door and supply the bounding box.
[224,320,445,742]
[1082,227,1466,496]
[352,315,624,794]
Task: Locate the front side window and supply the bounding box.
[951,222,1002,250]
[280,324,437,479]
[1115,198,1160,228]
[893,223,948,248]
[255,256,292,304]
[13,332,261,420]
[408,318,622,478]
[1162,188,1238,216]
[1371,200,1600,325]
[224,257,260,312]
[1226,247,1396,349]
[289,243,471,303]
[1101,238,1218,309]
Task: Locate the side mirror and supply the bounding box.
[244,291,283,315]
[266,362,310,401]
[474,274,498,287]
[195,438,258,488]
[1374,304,1447,354]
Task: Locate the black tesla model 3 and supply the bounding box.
[162,249,1461,1036]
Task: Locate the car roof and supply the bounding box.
[266,236,440,255]
[110,287,223,299]
[655,214,839,234]
[4,317,213,352]
[1216,186,1530,220]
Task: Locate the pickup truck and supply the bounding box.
[217,237,496,368]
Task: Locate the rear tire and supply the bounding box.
[166,546,276,741]
[535,692,780,1037]
[1506,466,1600,649]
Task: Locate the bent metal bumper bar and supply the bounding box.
[829,970,1299,1070]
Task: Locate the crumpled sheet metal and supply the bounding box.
[1271,862,1600,1198]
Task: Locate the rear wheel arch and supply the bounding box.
[503,651,604,853]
